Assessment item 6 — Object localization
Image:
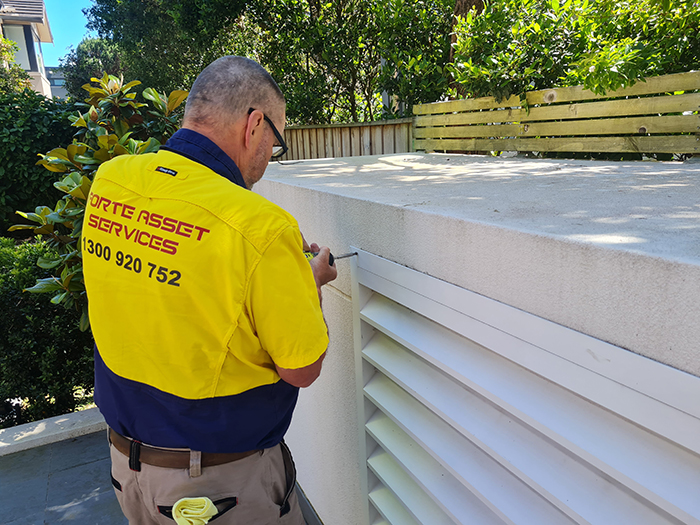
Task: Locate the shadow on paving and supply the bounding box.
[0,431,127,525]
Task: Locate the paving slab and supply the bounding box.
[0,432,127,525]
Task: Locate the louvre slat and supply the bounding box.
[363,332,698,524]
[367,447,459,525]
[369,487,421,525]
[365,373,575,525]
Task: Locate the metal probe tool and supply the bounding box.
[304,251,358,266]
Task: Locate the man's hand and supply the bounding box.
[301,233,319,254]
[309,246,338,289]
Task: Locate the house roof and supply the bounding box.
[0,0,52,42]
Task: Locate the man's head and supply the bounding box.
[182,56,286,189]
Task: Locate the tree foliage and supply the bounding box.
[0,36,31,94]
[60,38,123,101]
[84,0,246,94]
[449,0,700,101]
[248,0,453,123]
[376,0,453,117]
[83,0,454,124]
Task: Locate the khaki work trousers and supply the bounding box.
[109,438,306,524]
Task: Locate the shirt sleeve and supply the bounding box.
[247,224,329,370]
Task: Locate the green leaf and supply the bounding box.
[122,80,142,92]
[80,305,90,332]
[24,277,63,293]
[50,291,68,305]
[142,88,167,113]
[166,90,189,115]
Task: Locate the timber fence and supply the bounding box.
[279,118,413,161]
[413,71,700,156]
[277,71,698,161]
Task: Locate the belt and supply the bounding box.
[109,428,260,470]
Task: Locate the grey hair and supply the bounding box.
[183,56,284,128]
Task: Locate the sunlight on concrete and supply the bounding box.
[264,152,700,262]
[566,234,648,245]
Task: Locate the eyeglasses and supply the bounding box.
[248,107,288,160]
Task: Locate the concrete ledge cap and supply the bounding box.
[0,407,107,457]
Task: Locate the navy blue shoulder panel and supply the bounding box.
[94,347,299,453]
[161,128,247,189]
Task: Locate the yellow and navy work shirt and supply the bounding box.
[83,129,328,453]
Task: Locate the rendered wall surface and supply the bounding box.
[255,154,700,525]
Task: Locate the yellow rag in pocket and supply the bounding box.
[172,497,218,525]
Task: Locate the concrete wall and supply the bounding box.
[255,153,700,525]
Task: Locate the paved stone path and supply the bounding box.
[0,431,126,524]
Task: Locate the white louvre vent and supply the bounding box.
[350,249,700,525]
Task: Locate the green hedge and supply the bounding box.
[0,90,76,234]
[450,0,700,101]
[0,237,94,428]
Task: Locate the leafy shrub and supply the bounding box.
[0,237,94,429]
[11,74,187,330]
[0,90,76,233]
[450,0,700,100]
[569,0,700,93]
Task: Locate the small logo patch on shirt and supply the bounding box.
[156,166,178,176]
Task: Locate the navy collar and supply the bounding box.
[161,129,247,189]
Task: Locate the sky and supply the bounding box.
[40,0,95,67]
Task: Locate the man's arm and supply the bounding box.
[275,245,336,387]
[276,351,326,388]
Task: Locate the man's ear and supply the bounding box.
[244,109,265,150]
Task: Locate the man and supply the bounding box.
[82,56,337,524]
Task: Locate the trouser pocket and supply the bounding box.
[111,472,122,492]
[157,497,238,522]
[278,440,297,518]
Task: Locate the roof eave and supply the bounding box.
[0,4,53,43]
